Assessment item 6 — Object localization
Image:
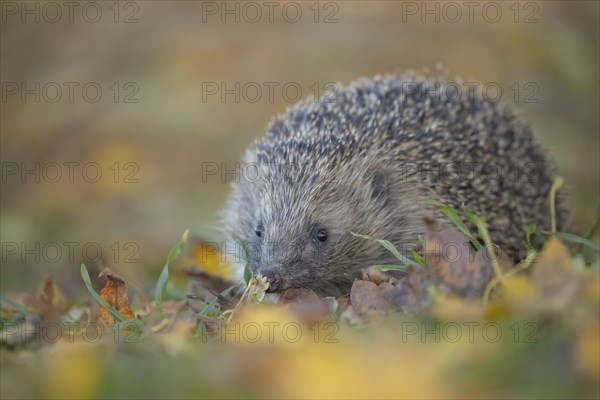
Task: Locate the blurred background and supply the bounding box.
[1,0,599,294]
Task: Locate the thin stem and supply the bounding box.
[550,177,564,234]
[483,249,537,307]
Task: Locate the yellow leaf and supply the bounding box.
[531,237,581,310]
[502,275,535,302]
[575,320,600,381]
[44,342,99,399]
[267,339,447,399]
[226,305,304,346]
[189,237,234,280]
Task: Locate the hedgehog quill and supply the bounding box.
[221,71,567,294]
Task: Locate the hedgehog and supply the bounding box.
[220,70,567,295]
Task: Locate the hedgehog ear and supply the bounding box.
[370,170,389,201]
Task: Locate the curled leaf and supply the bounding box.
[98,267,135,327]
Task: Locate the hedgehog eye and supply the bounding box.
[255,223,264,238]
[314,229,328,243]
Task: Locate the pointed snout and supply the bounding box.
[261,269,283,293]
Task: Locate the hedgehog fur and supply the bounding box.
[220,70,567,294]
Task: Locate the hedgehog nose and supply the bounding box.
[262,270,283,293]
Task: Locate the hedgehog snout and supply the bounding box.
[261,269,283,293]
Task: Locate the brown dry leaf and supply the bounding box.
[40,278,68,311]
[388,265,431,313]
[424,218,506,298]
[349,279,397,317]
[98,267,135,327]
[362,266,400,285]
[278,288,320,303]
[20,278,69,321]
[371,218,513,314]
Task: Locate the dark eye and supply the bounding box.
[315,229,328,243]
[255,223,264,238]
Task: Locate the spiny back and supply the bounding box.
[224,71,565,292]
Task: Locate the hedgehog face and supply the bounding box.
[224,157,409,294]
[239,162,350,292]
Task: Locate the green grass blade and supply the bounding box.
[154,265,170,311]
[372,265,407,272]
[0,296,36,319]
[542,231,600,251]
[417,234,425,248]
[462,205,485,251]
[425,200,482,251]
[584,203,600,240]
[232,233,251,285]
[580,204,600,262]
[80,264,127,323]
[550,177,564,233]
[200,297,221,317]
[526,223,537,251]
[426,200,469,234]
[377,239,410,265]
[155,229,189,312]
[352,232,422,269]
[408,248,425,265]
[243,260,251,284]
[471,217,504,284]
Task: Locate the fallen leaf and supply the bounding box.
[531,237,581,311]
[44,342,100,399]
[278,288,320,303]
[361,266,399,285]
[424,219,500,297]
[500,275,536,305]
[98,267,135,327]
[387,265,432,313]
[40,278,68,311]
[574,320,600,381]
[349,280,396,317]
[19,278,69,321]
